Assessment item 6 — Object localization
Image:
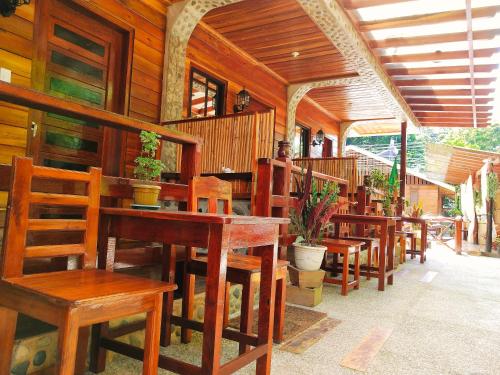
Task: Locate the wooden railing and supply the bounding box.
[162,110,275,174]
[292,157,359,199]
[0,82,202,184]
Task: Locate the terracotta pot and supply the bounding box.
[132,184,161,205]
[293,243,327,271]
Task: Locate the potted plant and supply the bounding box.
[132,130,166,206]
[291,165,340,271]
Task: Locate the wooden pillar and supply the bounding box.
[398,121,407,216]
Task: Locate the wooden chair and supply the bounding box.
[166,176,288,354]
[0,157,176,375]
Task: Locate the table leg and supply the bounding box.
[387,225,395,286]
[256,241,278,375]
[421,223,427,263]
[341,251,349,296]
[160,244,175,347]
[354,251,360,290]
[378,224,387,291]
[201,224,229,374]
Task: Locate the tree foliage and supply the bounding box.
[440,124,500,152]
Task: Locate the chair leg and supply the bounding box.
[181,247,195,344]
[0,306,17,375]
[366,245,372,280]
[223,282,231,329]
[89,323,107,373]
[74,326,90,375]
[239,275,256,354]
[273,275,286,344]
[56,311,80,375]
[342,252,349,296]
[354,251,360,290]
[143,294,163,375]
[160,244,175,347]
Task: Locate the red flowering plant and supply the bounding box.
[291,164,340,246]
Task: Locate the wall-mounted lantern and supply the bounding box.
[311,129,325,147]
[233,88,250,113]
[1,0,30,17]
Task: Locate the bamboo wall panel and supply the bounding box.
[293,157,359,197]
[173,111,274,173]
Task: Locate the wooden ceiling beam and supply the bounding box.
[466,0,477,128]
[420,122,488,128]
[402,88,495,96]
[387,64,499,76]
[414,112,490,118]
[370,29,500,48]
[395,77,495,86]
[380,47,500,64]
[341,0,416,9]
[359,5,500,31]
[406,97,494,105]
[409,105,492,112]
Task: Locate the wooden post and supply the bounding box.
[455,217,463,255]
[398,121,407,218]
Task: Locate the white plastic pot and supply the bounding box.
[293,243,327,271]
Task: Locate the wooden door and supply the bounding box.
[29,0,129,175]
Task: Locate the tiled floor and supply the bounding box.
[91,242,500,374]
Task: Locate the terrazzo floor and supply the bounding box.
[87,242,500,375]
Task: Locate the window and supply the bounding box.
[189,68,225,118]
[293,124,310,158]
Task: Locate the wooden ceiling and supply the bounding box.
[341,0,500,128]
[202,0,356,84]
[307,83,394,121]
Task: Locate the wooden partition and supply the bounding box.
[293,157,359,199]
[162,110,275,174]
[253,157,349,259]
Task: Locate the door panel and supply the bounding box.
[30,0,127,173]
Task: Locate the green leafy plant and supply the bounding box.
[487,172,498,200]
[291,164,340,246]
[366,169,398,216]
[134,130,166,182]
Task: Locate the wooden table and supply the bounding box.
[329,214,397,291]
[97,208,289,375]
[400,217,428,263]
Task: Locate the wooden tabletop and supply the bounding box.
[100,207,290,225]
[330,213,397,226]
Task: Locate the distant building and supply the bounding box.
[346,145,455,216]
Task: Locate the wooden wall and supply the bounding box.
[184,23,340,139]
[0,0,167,182]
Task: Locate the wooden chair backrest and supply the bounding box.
[188,176,232,214]
[1,157,101,278]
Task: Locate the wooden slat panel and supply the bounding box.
[30,192,89,206]
[27,219,87,231]
[32,165,92,181]
[25,243,86,258]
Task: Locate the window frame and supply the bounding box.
[294,123,311,158]
[188,67,226,118]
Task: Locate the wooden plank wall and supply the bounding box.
[185,23,341,139]
[0,0,167,182]
[0,2,34,208]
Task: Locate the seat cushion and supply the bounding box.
[1,269,176,305]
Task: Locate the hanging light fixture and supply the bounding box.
[311,129,325,147]
[0,0,30,17]
[233,88,250,113]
